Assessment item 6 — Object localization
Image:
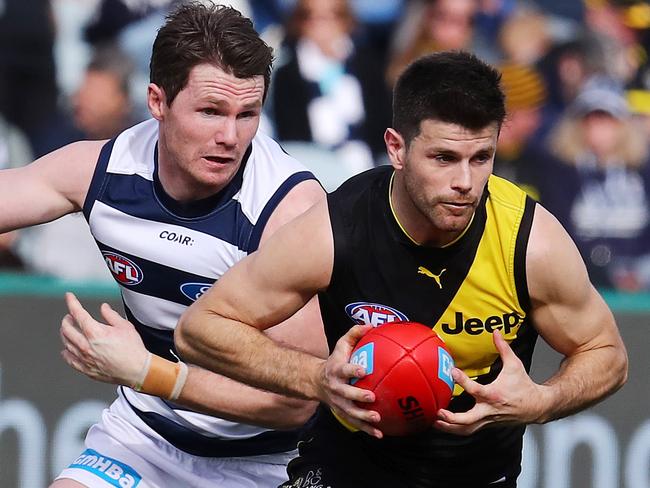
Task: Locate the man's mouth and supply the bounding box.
[203,155,234,164]
[442,201,473,208]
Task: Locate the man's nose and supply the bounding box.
[450,162,472,192]
[215,117,238,146]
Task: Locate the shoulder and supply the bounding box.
[526,204,591,307]
[329,166,392,205]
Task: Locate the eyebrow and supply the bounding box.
[428,145,495,156]
[203,99,262,111]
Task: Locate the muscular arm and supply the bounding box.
[175,197,381,436]
[0,141,103,232]
[176,197,333,400]
[172,179,330,427]
[435,204,628,435]
[63,180,331,429]
[527,205,628,422]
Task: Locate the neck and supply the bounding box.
[389,173,471,247]
[156,143,222,203]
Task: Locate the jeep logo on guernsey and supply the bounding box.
[102,251,143,286]
[440,311,522,335]
[345,302,408,327]
[180,282,213,302]
[69,448,141,487]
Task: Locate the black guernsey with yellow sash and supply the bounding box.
[284,166,537,488]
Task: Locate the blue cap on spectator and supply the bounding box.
[570,76,630,119]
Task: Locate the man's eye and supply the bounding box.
[435,154,454,162]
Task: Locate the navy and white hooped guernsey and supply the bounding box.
[83,119,316,458]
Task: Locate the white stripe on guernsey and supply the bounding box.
[236,131,310,223]
[107,119,158,178]
[89,200,246,278]
[120,388,272,439]
[121,288,186,331]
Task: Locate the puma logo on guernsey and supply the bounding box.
[418,266,446,289]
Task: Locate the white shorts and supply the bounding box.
[55,401,295,488]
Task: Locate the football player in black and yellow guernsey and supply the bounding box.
[174,51,628,488]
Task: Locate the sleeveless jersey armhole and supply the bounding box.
[82,138,116,220]
[247,171,316,252]
[513,197,536,313]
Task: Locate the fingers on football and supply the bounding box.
[340,360,370,383]
[451,368,486,398]
[331,405,383,439]
[434,405,491,435]
[341,324,372,348]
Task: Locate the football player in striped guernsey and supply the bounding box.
[174,52,628,488]
[0,3,328,488]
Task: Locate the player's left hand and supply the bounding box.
[434,330,548,435]
[60,292,149,388]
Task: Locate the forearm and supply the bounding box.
[537,344,628,423]
[176,309,326,402]
[176,366,319,429]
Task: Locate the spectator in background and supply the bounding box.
[386,0,499,87]
[498,7,553,67]
[495,63,548,201]
[14,44,139,281]
[0,115,31,270]
[72,44,138,140]
[271,0,391,170]
[581,0,646,84]
[536,34,608,143]
[0,0,71,157]
[543,76,650,290]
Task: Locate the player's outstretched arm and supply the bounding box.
[0,141,104,232]
[175,198,383,437]
[435,204,628,435]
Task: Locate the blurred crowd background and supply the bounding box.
[1,0,649,292]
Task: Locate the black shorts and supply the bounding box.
[279,432,519,488]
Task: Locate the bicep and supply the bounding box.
[527,205,621,356]
[0,141,103,231]
[196,199,333,332]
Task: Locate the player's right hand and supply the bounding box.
[60,292,149,388]
[315,324,384,439]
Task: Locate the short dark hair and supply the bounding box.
[393,51,505,144]
[150,2,274,105]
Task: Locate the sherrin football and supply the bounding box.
[349,321,455,436]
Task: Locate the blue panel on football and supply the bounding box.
[349,342,375,385]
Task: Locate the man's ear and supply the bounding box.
[384,128,407,170]
[147,83,166,121]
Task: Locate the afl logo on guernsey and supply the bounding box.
[345,302,408,327]
[102,252,143,286]
[180,283,213,302]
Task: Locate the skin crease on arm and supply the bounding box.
[171,178,331,428]
[176,197,383,437]
[432,204,628,435]
[0,141,104,232]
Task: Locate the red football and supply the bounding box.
[349,321,455,436]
